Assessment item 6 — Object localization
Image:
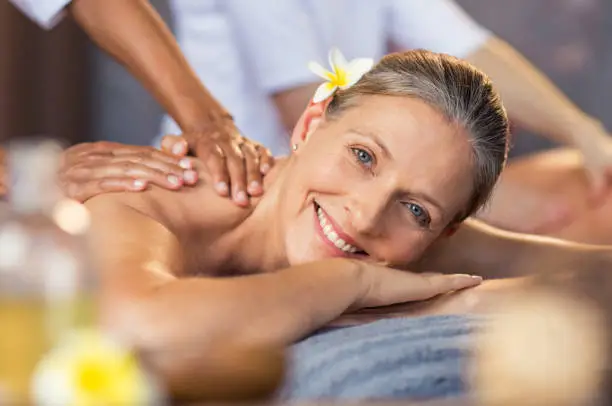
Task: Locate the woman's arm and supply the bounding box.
[415,218,612,279]
[86,196,361,349]
[85,195,364,396]
[85,192,480,393]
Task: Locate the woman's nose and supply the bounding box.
[344,193,390,236]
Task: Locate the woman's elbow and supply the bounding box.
[97,291,286,401]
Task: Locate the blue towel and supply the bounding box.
[281,315,483,400]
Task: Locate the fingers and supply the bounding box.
[419,273,483,299]
[62,141,124,165]
[65,178,148,202]
[58,145,200,202]
[257,145,275,175]
[362,267,482,309]
[112,153,198,184]
[64,160,183,194]
[241,143,263,197]
[223,142,249,207]
[187,121,276,205]
[198,143,230,197]
[199,139,274,204]
[194,131,248,205]
[161,135,189,156]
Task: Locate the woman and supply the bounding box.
[77,49,506,388]
[42,50,612,400]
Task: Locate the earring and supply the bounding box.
[292,144,298,151]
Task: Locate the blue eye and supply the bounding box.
[351,147,374,167]
[405,202,431,226]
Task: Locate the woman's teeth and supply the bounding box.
[317,207,360,253]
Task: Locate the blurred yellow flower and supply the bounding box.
[31,328,163,406]
[308,48,374,103]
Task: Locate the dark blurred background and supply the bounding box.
[1,0,610,158]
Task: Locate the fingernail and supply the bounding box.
[179,158,192,169]
[235,190,248,203]
[184,170,198,184]
[261,164,271,174]
[249,181,260,191]
[168,174,182,186]
[133,179,146,189]
[215,182,229,194]
[172,143,184,155]
[471,275,483,282]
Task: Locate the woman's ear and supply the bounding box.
[289,99,331,151]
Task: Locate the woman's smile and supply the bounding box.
[313,201,368,258]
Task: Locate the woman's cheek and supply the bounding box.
[386,229,432,264]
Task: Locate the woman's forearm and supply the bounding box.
[415,218,612,279]
[466,36,595,146]
[70,0,228,132]
[106,259,364,356]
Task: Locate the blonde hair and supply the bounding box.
[326,50,510,220]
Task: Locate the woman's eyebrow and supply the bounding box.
[348,128,392,159]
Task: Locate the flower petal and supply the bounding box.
[312,82,337,103]
[348,58,374,76]
[328,47,348,72]
[344,58,375,87]
[308,61,333,81]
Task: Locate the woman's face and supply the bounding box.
[280,95,475,267]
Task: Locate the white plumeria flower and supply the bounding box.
[31,328,164,406]
[308,48,374,103]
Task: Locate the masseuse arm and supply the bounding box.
[70,0,272,203]
[69,0,215,135]
[465,36,612,202]
[465,36,606,152]
[415,218,612,279]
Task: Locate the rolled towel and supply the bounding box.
[281,314,483,401]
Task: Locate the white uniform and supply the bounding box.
[8,0,71,29]
[161,0,492,155]
[8,0,492,156]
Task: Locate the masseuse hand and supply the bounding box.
[57,142,199,202]
[354,263,482,309]
[476,175,573,234]
[163,118,275,207]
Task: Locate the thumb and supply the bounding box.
[161,135,189,157]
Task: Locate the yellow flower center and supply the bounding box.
[75,358,112,394]
[326,68,349,87]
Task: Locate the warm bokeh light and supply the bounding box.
[52,199,91,236]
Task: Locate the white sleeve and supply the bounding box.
[225,0,325,93]
[387,0,492,58]
[9,0,72,29]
